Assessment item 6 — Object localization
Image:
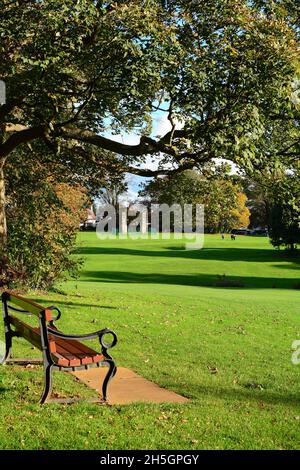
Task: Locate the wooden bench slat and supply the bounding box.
[48,334,104,365]
[51,334,104,364]
[52,339,104,367]
[50,350,70,367]
[8,316,42,350]
[8,315,104,367]
[50,334,94,357]
[6,294,46,317]
[50,340,85,366]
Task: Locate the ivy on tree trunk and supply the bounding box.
[0,164,7,259]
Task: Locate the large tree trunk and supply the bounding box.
[0,162,7,262]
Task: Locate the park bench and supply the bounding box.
[0,292,117,404]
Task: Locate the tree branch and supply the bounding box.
[0,125,45,158]
[126,162,195,177]
[59,126,186,157]
[0,99,23,122]
[276,141,299,156]
[58,126,210,173]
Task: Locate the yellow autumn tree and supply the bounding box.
[231,192,251,229]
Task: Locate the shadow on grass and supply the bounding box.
[76,245,300,265]
[176,383,300,408]
[81,270,300,289]
[33,299,117,310]
[75,244,300,289]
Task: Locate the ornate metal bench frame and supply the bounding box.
[1,292,117,404]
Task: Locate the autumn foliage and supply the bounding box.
[3,164,88,289]
[231,192,250,229]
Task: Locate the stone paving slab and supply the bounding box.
[71,367,189,405]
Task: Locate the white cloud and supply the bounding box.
[107,132,140,146]
[153,112,184,139]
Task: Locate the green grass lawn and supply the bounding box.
[0,233,299,449]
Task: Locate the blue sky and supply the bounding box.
[103,105,178,201]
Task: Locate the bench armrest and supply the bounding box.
[47,306,62,324]
[47,326,117,351]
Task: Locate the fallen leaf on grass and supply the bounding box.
[245,382,264,390]
[207,366,218,374]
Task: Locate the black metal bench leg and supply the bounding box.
[1,296,13,365]
[40,364,53,404]
[101,360,117,402]
[0,332,12,365]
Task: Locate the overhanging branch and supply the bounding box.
[59,126,187,158]
[0,125,45,158]
[126,162,195,177]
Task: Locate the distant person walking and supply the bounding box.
[221,233,225,240]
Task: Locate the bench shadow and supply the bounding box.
[33,299,118,310]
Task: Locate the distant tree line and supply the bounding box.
[139,164,250,233]
[139,162,300,252]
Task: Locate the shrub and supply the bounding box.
[6,179,88,290]
[215,274,245,288]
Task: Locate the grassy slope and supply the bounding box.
[0,233,299,450]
